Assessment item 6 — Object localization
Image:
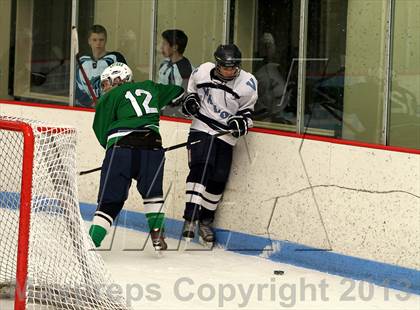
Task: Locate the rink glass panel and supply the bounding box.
[389,0,420,149]
[155,0,226,118]
[246,0,300,132]
[1,0,419,149]
[13,0,93,105]
[302,0,387,143]
[94,0,153,83]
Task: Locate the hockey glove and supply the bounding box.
[227,115,249,138]
[182,93,201,116]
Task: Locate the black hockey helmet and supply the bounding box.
[214,44,242,81]
[214,44,242,67]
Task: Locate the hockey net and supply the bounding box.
[0,116,127,309]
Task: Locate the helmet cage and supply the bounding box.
[214,64,241,82]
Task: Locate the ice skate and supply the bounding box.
[150,228,167,254]
[182,220,197,250]
[182,220,197,241]
[198,220,215,248]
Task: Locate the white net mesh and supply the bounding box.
[0,116,127,309]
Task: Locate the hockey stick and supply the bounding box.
[71,26,98,107]
[163,130,231,152]
[79,130,232,176]
[31,46,66,86]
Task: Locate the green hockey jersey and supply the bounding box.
[93,80,184,149]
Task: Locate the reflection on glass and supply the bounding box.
[14,0,94,104]
[95,0,153,82]
[304,0,389,143]
[342,1,388,144]
[29,0,71,98]
[251,0,300,129]
[304,0,348,137]
[389,0,420,149]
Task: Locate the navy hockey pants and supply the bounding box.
[183,130,233,223]
[97,145,165,222]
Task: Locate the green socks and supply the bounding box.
[89,213,165,247]
[146,212,165,230]
[89,224,107,247]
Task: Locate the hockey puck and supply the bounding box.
[274,270,284,275]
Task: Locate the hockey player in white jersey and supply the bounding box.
[181,44,258,244]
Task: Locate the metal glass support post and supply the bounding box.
[381,0,395,145]
[223,0,230,43]
[69,0,78,107]
[296,0,308,134]
[149,0,158,81]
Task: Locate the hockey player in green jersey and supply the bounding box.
[89,62,184,251]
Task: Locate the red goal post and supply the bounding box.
[0,119,34,309]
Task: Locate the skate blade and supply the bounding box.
[199,237,214,249]
[153,247,164,257]
[182,237,193,251]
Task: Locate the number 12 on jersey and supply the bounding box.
[125,89,158,116]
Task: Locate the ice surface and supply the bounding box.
[1,225,419,310]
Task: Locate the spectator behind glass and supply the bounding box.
[254,32,293,124]
[75,24,127,107]
[158,29,194,91]
[158,29,193,117]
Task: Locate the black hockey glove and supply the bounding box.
[227,115,249,138]
[182,93,201,116]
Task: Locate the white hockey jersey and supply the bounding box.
[188,62,258,145]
